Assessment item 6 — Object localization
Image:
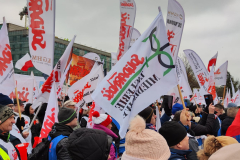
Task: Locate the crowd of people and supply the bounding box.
[0,92,239,160]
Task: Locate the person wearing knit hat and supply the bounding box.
[63,100,76,110]
[138,106,157,130]
[47,107,77,160]
[197,135,238,160]
[121,115,170,160]
[0,93,14,109]
[92,111,118,160]
[227,102,237,108]
[159,121,192,160]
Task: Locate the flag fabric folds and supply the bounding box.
[15,53,34,71]
[207,52,218,72]
[214,61,228,86]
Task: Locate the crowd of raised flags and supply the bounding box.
[0,0,240,160]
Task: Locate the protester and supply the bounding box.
[47,107,77,160]
[221,107,239,135]
[68,128,113,160]
[122,115,170,160]
[0,93,14,109]
[92,111,118,160]
[37,103,48,125]
[0,143,10,160]
[79,105,90,128]
[214,104,224,136]
[24,103,41,144]
[138,106,157,130]
[0,105,20,160]
[159,121,192,160]
[197,135,238,160]
[64,100,77,110]
[208,143,240,160]
[57,98,62,108]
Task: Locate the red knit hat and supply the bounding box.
[92,111,112,127]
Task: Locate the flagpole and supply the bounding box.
[15,87,23,130]
[222,85,226,105]
[27,102,42,132]
[192,93,199,109]
[177,84,186,109]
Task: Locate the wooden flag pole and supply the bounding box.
[222,85,226,105]
[177,84,186,109]
[192,93,199,109]
[15,87,23,130]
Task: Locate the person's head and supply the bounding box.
[172,103,184,115]
[159,121,189,150]
[0,105,15,132]
[24,103,34,116]
[138,106,156,125]
[58,107,77,129]
[227,103,237,108]
[227,107,239,118]
[122,115,170,160]
[64,100,76,110]
[13,99,25,113]
[82,105,90,115]
[92,111,112,129]
[214,104,224,116]
[68,128,112,160]
[197,135,238,160]
[57,98,62,107]
[0,93,14,109]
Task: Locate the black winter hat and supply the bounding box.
[158,121,187,147]
[68,128,112,160]
[138,107,154,123]
[58,107,77,125]
[0,93,13,105]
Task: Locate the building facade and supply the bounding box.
[0,23,111,77]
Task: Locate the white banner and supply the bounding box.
[224,88,231,108]
[68,63,104,108]
[28,0,55,75]
[231,90,240,106]
[184,49,209,94]
[190,88,206,105]
[0,17,16,96]
[83,52,101,62]
[166,0,185,62]
[116,0,136,60]
[39,82,58,142]
[92,12,178,138]
[32,36,76,109]
[230,79,235,96]
[214,61,228,86]
[208,65,218,104]
[129,28,141,48]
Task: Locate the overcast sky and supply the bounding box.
[1,0,240,80]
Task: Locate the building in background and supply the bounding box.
[0,23,111,77]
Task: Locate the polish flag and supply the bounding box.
[15,53,34,71]
[207,52,218,72]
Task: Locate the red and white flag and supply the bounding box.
[28,0,56,75]
[15,53,34,71]
[0,17,16,96]
[231,90,240,106]
[38,82,58,143]
[207,65,218,104]
[224,88,231,108]
[68,63,104,108]
[32,36,76,109]
[116,0,136,60]
[166,0,185,62]
[214,61,228,86]
[184,49,209,94]
[207,52,218,72]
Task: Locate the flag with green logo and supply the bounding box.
[92,11,178,137]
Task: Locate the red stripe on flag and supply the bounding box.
[21,60,34,71]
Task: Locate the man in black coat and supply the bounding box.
[221,107,239,135]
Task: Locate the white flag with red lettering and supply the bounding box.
[166,0,185,62]
[116,0,136,60]
[214,61,228,86]
[68,63,104,108]
[31,71,40,102]
[15,53,34,71]
[231,90,240,105]
[32,36,76,109]
[27,0,55,75]
[184,49,209,94]
[207,65,218,104]
[0,17,16,96]
[207,52,218,72]
[38,82,58,143]
[92,12,178,138]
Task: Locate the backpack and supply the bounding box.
[28,135,67,160]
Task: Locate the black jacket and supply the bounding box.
[79,114,88,128]
[48,123,73,160]
[68,128,112,160]
[169,148,192,160]
[199,112,219,136]
[221,116,234,135]
[191,114,215,136]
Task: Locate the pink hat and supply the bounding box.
[92,111,112,127]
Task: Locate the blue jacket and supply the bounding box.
[169,148,192,160]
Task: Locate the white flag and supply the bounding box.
[83,52,101,62]
[0,17,16,95]
[207,52,218,72]
[184,49,209,94]
[38,82,58,142]
[166,0,185,62]
[208,65,218,104]
[224,89,231,108]
[28,0,55,75]
[231,90,240,106]
[111,52,118,67]
[92,12,178,138]
[68,63,104,108]
[214,61,228,86]
[116,0,136,60]
[129,28,141,48]
[230,79,235,96]
[32,36,76,109]
[15,53,34,71]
